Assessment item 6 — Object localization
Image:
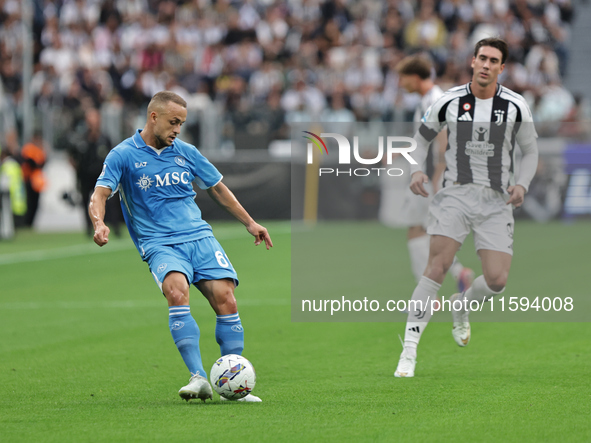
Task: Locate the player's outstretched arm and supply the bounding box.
[89,186,112,247]
[207,182,273,250]
[410,171,430,197]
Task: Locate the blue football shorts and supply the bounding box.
[146,236,239,292]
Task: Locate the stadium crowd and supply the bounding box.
[0,0,583,152]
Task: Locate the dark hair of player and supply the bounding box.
[474,37,509,65]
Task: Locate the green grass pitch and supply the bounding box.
[0,221,590,442]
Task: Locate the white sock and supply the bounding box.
[449,257,464,281]
[407,235,430,283]
[463,275,505,308]
[403,276,441,358]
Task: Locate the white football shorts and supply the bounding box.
[426,183,515,255]
[378,156,432,228]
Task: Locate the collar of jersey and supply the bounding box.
[467,82,501,97]
[132,129,175,155]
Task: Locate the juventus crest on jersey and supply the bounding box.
[416,83,537,193]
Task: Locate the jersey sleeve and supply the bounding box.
[419,94,448,136]
[410,95,449,175]
[513,100,539,192]
[192,149,223,190]
[95,149,123,195]
[514,99,538,147]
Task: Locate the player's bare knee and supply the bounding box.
[214,287,237,314]
[485,274,508,293]
[163,280,190,306]
[164,287,189,306]
[218,291,237,312]
[425,259,451,283]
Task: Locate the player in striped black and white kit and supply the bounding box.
[382,55,474,291]
[395,38,539,378]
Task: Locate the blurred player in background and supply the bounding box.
[384,55,474,290]
[89,91,272,402]
[395,38,539,377]
[68,108,123,237]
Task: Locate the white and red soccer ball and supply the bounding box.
[210,354,256,400]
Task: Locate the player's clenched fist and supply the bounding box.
[93,223,110,246]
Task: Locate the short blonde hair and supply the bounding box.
[147,91,187,115]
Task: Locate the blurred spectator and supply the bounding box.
[281,76,326,119]
[404,0,447,53]
[0,0,580,154]
[0,143,27,227]
[321,92,355,123]
[20,131,47,227]
[67,107,122,237]
[559,94,591,140]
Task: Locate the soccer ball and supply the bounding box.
[210,354,256,400]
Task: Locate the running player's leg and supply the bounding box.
[407,225,430,282]
[466,249,511,303]
[450,189,514,346]
[395,234,460,377]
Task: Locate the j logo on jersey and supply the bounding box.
[135,161,148,168]
[157,263,167,273]
[494,110,505,126]
[175,156,186,166]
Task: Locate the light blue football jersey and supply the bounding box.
[95,129,223,257]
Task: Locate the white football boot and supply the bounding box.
[394,352,416,378]
[220,394,262,402]
[450,292,470,347]
[178,374,213,402]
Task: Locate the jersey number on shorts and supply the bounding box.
[215,250,231,268]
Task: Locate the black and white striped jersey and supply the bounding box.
[414,84,444,124]
[412,82,538,193]
[413,85,444,179]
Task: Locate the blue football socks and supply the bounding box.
[215,313,244,356]
[169,306,206,377]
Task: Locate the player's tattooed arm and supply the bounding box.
[207,182,273,250]
[89,186,111,246]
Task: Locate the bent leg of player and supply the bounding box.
[198,279,261,402]
[451,196,515,347]
[194,237,261,402]
[450,254,508,347]
[159,272,212,402]
[197,279,245,356]
[407,228,430,283]
[395,235,460,378]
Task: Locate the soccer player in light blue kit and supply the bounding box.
[89,91,273,402]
